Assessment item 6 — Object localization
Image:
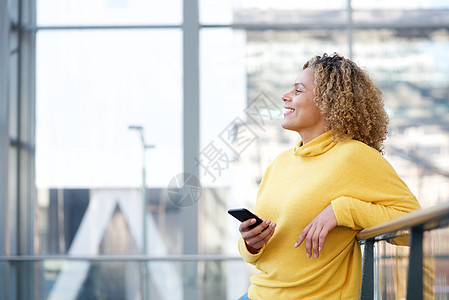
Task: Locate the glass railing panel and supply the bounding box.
[373,240,410,300]
[372,227,449,300]
[4,257,249,300]
[424,227,449,300]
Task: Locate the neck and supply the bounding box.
[299,128,327,145]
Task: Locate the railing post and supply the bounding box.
[360,239,374,300]
[406,226,423,300]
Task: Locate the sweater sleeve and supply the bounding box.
[332,195,419,230]
[238,237,266,265]
[331,145,421,230]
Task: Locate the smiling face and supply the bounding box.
[281,67,326,144]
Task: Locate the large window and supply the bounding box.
[36,29,182,189]
[22,0,449,299]
[37,0,182,25]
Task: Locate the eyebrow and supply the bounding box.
[293,82,306,89]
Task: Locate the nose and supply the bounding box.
[282,92,292,102]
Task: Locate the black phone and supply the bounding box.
[228,208,264,229]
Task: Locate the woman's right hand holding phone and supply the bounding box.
[240,219,276,254]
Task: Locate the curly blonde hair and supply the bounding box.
[303,53,389,153]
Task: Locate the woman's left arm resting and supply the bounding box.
[295,195,420,259]
[330,195,421,230]
[295,147,421,258]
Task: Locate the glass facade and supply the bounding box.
[1,0,449,299]
[37,0,182,25]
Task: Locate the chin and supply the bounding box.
[281,123,294,132]
[281,121,291,130]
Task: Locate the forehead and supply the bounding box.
[294,67,315,87]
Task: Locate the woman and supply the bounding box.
[238,53,420,299]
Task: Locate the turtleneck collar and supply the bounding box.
[293,131,337,157]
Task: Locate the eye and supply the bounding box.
[295,89,302,95]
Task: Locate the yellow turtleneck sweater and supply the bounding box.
[238,132,420,300]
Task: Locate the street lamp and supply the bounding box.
[129,125,155,300]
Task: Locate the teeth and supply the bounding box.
[285,108,294,112]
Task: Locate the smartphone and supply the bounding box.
[228,208,264,229]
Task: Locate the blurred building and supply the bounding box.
[1,0,449,299]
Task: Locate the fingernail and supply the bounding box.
[250,219,256,224]
[294,242,298,247]
[307,252,311,258]
[314,253,318,258]
[319,246,322,251]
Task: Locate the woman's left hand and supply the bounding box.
[294,204,337,258]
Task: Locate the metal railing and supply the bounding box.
[0,254,242,262]
[357,201,449,300]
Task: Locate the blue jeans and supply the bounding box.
[238,292,251,300]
